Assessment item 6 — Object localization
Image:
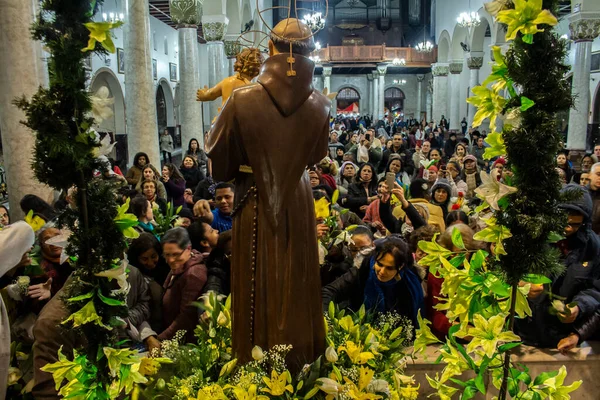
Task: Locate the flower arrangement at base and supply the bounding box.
[141,294,418,399]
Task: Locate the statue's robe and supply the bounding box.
[207,53,329,370]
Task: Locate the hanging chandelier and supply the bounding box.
[415,40,434,53]
[302,12,325,32]
[457,11,480,28]
[102,12,124,23]
[392,57,406,66]
[393,79,406,85]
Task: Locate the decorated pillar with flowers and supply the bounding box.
[466,53,484,129]
[224,36,241,76]
[123,0,160,166]
[0,0,53,220]
[377,64,387,119]
[170,0,205,151]
[431,63,449,125]
[202,14,229,123]
[567,12,600,150]
[449,61,463,131]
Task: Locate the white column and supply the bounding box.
[377,64,387,119]
[202,14,229,125]
[431,63,449,124]
[449,61,463,131]
[567,15,600,150]
[0,0,53,220]
[322,66,334,113]
[373,73,380,121]
[416,74,424,120]
[466,53,483,129]
[426,77,433,122]
[367,74,374,118]
[177,27,204,152]
[123,0,160,167]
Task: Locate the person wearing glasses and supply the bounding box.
[515,184,600,353]
[144,227,207,351]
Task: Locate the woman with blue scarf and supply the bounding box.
[322,236,425,330]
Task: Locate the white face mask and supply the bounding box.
[353,245,375,268]
[401,224,414,237]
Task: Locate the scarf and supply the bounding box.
[363,256,425,321]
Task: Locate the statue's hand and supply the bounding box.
[196,86,209,101]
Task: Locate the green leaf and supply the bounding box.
[522,33,534,44]
[522,274,552,284]
[520,96,535,111]
[328,302,335,320]
[546,231,564,243]
[66,291,95,303]
[304,386,320,399]
[533,370,559,386]
[451,227,465,249]
[469,250,487,272]
[498,342,521,353]
[461,384,477,400]
[331,190,339,205]
[62,300,112,330]
[97,291,126,306]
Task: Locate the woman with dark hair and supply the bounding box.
[129,195,157,236]
[443,160,468,197]
[556,151,575,184]
[381,155,411,189]
[186,138,208,176]
[140,179,167,215]
[19,194,56,222]
[202,231,233,296]
[127,232,170,334]
[187,220,219,254]
[161,163,187,207]
[322,237,424,328]
[430,179,452,220]
[135,164,167,200]
[445,210,469,227]
[126,152,150,186]
[344,163,378,219]
[451,143,468,170]
[180,156,205,190]
[0,205,9,227]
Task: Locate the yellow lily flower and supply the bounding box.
[261,370,293,396]
[82,21,124,53]
[342,366,382,399]
[466,85,507,132]
[455,314,520,358]
[412,310,442,358]
[231,384,270,400]
[338,341,375,364]
[482,46,509,91]
[496,0,558,43]
[24,210,46,232]
[530,365,582,399]
[426,373,458,400]
[473,217,513,257]
[196,384,228,400]
[314,197,331,219]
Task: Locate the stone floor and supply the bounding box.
[405,341,600,399]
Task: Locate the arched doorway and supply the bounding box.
[336,87,360,114]
[156,79,178,149]
[384,87,405,116]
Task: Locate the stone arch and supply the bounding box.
[493,22,507,45]
[242,1,252,30]
[469,8,492,53]
[157,79,175,127]
[437,30,451,62]
[335,86,361,114]
[451,24,469,60]
[226,0,241,34]
[89,67,126,136]
[384,86,406,115]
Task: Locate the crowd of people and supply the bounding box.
[1,114,600,397]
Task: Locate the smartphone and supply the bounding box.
[386,172,396,191]
[365,133,371,141]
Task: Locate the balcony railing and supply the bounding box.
[314,45,437,67]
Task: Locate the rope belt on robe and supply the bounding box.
[231,164,258,344]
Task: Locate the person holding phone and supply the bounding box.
[344,163,378,219]
[347,129,383,169]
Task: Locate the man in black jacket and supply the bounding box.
[515,184,600,349]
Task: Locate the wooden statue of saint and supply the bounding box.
[206,18,329,370]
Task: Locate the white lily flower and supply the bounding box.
[45,230,72,264]
[368,379,390,395]
[325,346,338,363]
[474,171,518,210]
[95,259,130,295]
[90,86,114,123]
[317,378,343,395]
[251,346,264,361]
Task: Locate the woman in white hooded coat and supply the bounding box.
[0,221,35,400]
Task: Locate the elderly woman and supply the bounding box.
[322,236,424,329]
[144,228,206,351]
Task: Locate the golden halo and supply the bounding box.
[255,0,329,43]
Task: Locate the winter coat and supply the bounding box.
[515,185,600,347]
[378,199,427,236]
[345,182,377,219]
[472,146,486,169]
[380,147,416,176]
[180,166,205,190]
[162,178,186,207]
[160,133,174,153]
[135,179,167,200]
[590,187,600,235]
[125,165,144,186]
[158,250,207,342]
[202,248,231,297]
